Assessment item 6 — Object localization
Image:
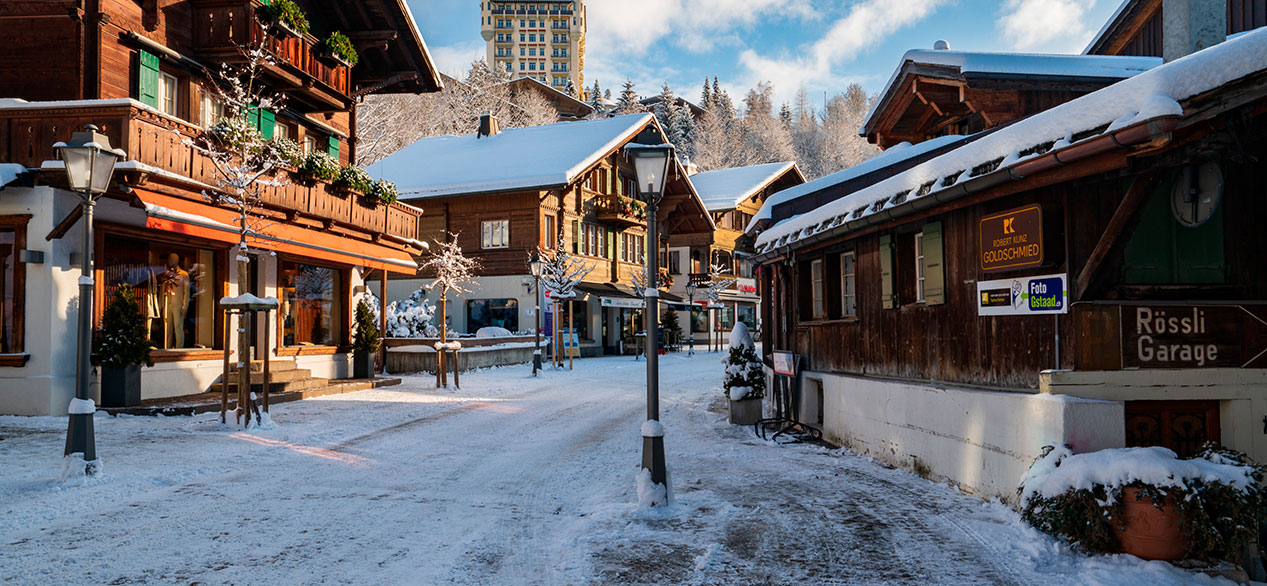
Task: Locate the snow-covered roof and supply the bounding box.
[0,163,26,189]
[756,28,1267,255]
[690,162,797,212]
[748,134,967,231]
[377,113,655,199]
[861,49,1161,136]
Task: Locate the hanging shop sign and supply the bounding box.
[976,273,1068,316]
[1121,305,1267,369]
[980,204,1044,272]
[600,296,644,309]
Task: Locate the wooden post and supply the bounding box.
[378,271,388,375]
[568,298,574,370]
[552,301,560,368]
[221,309,230,424]
[438,290,447,387]
[239,310,251,427]
[262,308,270,413]
[452,349,460,388]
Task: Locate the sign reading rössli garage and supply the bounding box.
[980,204,1043,272]
[1122,305,1267,369]
[976,273,1068,316]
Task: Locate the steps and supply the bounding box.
[211,360,328,394]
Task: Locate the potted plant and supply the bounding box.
[259,0,309,38]
[272,137,303,169]
[351,299,380,379]
[369,178,398,205]
[1019,443,1265,562]
[319,31,359,68]
[722,322,764,425]
[297,150,339,185]
[333,164,372,196]
[93,284,155,407]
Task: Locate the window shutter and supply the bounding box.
[260,109,275,140]
[921,221,945,305]
[573,218,581,254]
[607,227,615,260]
[327,136,340,160]
[137,50,160,108]
[615,170,622,196]
[879,234,896,309]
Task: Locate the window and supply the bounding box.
[199,91,224,129]
[841,252,857,318]
[543,215,557,248]
[0,217,27,357]
[467,298,519,331]
[668,251,681,275]
[158,71,178,117]
[556,299,589,340]
[586,224,596,256]
[520,62,525,71]
[520,47,525,56]
[280,261,342,346]
[811,259,824,319]
[101,235,217,350]
[520,33,525,41]
[273,122,289,141]
[529,63,536,71]
[737,303,756,329]
[718,304,735,330]
[482,220,510,249]
[915,231,926,303]
[303,134,320,155]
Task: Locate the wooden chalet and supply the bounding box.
[0,0,442,415]
[750,15,1267,503]
[374,113,714,356]
[1085,0,1266,57]
[667,162,804,344]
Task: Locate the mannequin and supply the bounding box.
[160,253,190,348]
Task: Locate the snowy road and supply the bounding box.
[0,352,1232,585]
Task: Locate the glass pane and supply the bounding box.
[281,262,340,346]
[0,230,14,353]
[101,236,217,350]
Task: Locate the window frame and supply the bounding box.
[482,219,510,249]
[158,70,179,117]
[0,215,29,364]
[811,258,825,319]
[915,231,926,303]
[841,251,857,318]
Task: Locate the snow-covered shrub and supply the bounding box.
[385,289,435,338]
[273,137,303,167]
[370,178,398,205]
[334,164,373,193]
[721,322,763,401]
[299,151,339,182]
[1019,443,1265,560]
[93,284,154,368]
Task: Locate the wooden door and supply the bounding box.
[1124,400,1220,459]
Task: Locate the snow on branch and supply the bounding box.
[419,234,482,296]
[537,237,593,299]
[705,263,737,302]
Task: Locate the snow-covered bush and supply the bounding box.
[1019,443,1265,560]
[721,322,763,401]
[370,178,398,205]
[475,327,512,338]
[334,164,373,193]
[385,288,434,337]
[299,151,339,182]
[274,137,303,167]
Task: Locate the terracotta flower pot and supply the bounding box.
[1115,487,1189,561]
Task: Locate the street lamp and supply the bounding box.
[54,124,124,477]
[624,129,673,502]
[684,281,697,356]
[529,252,544,376]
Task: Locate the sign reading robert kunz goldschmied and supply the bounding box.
[1122,305,1267,369]
[980,204,1044,272]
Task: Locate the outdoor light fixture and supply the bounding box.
[54,124,124,477]
[623,128,675,504]
[529,252,544,376]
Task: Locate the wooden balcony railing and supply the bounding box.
[595,194,647,228]
[192,0,351,109]
[0,101,420,242]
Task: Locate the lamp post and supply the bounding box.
[54,125,123,476]
[529,252,544,376]
[685,281,697,357]
[624,130,674,499]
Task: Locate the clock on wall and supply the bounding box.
[1170,160,1223,228]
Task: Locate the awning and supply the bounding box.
[134,189,419,274]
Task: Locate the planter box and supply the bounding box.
[100,365,141,408]
[729,397,762,425]
[352,350,374,379]
[1115,487,1189,561]
[319,49,353,69]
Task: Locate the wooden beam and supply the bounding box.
[348,29,398,43]
[45,205,82,241]
[1075,172,1162,298]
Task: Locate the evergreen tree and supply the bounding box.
[93,284,154,368]
[352,299,381,353]
[613,78,643,115]
[587,79,607,116]
[700,77,712,108]
[722,323,764,401]
[779,102,793,129]
[652,83,682,147]
[711,77,722,108]
[564,78,578,99]
[604,88,612,100]
[662,308,682,349]
[673,106,698,162]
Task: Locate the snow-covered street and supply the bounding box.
[0,352,1236,585]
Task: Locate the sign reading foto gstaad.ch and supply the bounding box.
[1122,305,1267,369]
[976,273,1068,316]
[980,204,1044,272]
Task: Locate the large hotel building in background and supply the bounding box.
[481,1,586,95]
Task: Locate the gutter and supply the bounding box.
[754,115,1178,263]
[125,31,207,73]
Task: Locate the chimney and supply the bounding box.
[1162,0,1226,62]
[477,112,500,138]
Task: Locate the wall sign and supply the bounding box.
[976,273,1068,316]
[600,297,644,309]
[980,204,1044,272]
[1122,305,1267,369]
[773,351,797,376]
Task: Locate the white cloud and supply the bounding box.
[428,40,487,79]
[996,0,1098,53]
[586,0,818,55]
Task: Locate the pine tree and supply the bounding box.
[613,78,643,115]
[711,77,722,108]
[352,299,380,352]
[701,77,712,109]
[673,107,698,162]
[604,88,612,100]
[722,323,764,401]
[779,102,793,129]
[662,308,682,349]
[93,284,155,368]
[564,78,578,99]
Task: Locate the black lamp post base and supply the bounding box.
[641,434,667,486]
[64,413,98,475]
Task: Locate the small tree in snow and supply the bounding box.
[418,235,481,341]
[613,78,644,115]
[722,322,764,401]
[538,238,594,368]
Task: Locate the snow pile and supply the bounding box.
[67,398,95,415]
[475,327,512,338]
[59,453,102,484]
[689,162,796,211]
[1019,445,1259,506]
[385,289,435,337]
[641,419,665,438]
[755,28,1267,252]
[636,467,673,508]
[219,293,279,308]
[727,321,753,350]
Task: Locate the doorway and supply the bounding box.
[1124,400,1220,459]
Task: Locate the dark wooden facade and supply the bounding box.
[1086,0,1267,57]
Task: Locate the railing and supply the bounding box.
[594,195,646,228]
[0,101,420,241]
[192,0,350,100]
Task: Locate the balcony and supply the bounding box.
[0,100,420,242]
[595,195,647,229]
[191,0,351,112]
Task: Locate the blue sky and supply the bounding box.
[408,0,1125,109]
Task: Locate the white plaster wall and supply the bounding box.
[807,370,1124,505]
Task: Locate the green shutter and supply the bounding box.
[615,230,623,261]
[137,50,160,108]
[327,136,340,160]
[616,170,623,196]
[607,227,615,260]
[921,221,945,305]
[879,234,896,309]
[260,109,275,140]
[1123,184,1226,284]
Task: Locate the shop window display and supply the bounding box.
[467,298,519,331]
[280,261,342,346]
[101,236,216,350]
